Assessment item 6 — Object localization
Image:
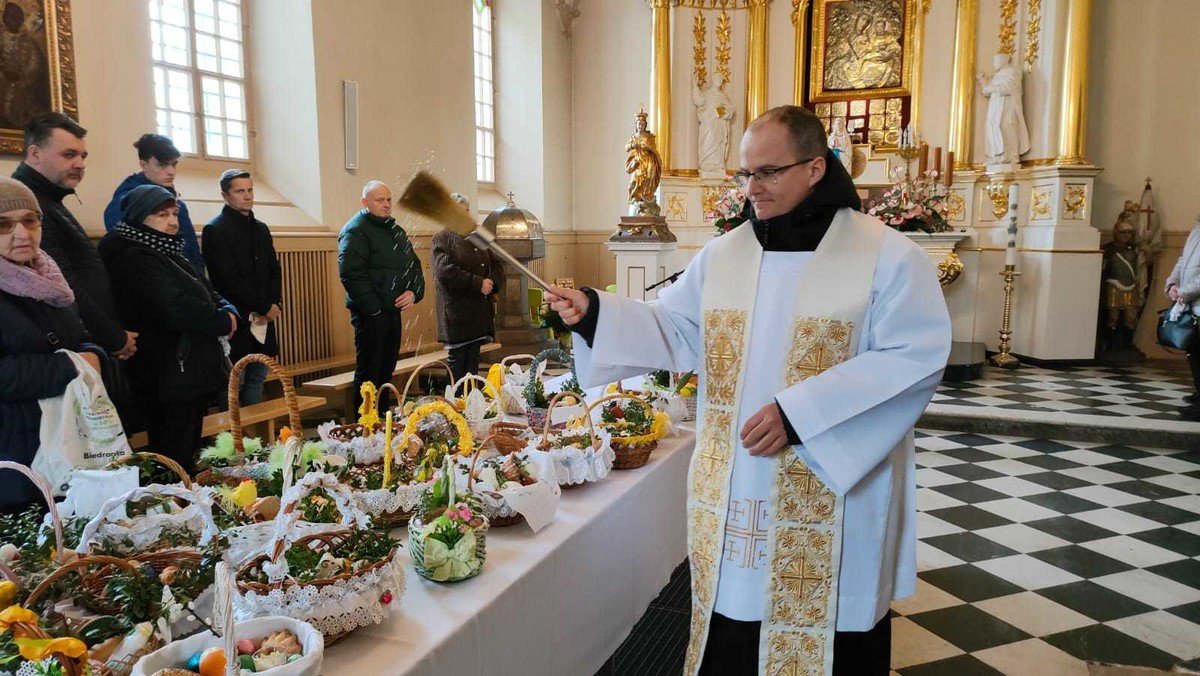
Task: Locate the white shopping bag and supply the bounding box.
[33,350,133,495]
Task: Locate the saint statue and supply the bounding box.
[692,78,734,179]
[977,53,1030,169]
[828,117,854,177]
[625,109,662,216]
[1098,205,1146,363]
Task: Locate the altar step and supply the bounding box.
[922,362,1200,452]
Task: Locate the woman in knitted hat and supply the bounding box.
[98,184,237,472]
[0,177,105,512]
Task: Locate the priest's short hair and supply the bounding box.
[752,105,829,161]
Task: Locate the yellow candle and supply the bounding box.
[383,411,394,489]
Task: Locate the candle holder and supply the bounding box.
[989,265,1021,369]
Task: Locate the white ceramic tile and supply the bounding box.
[977,476,1055,498]
[1063,485,1145,507]
[1058,466,1134,486]
[1145,473,1200,494]
[1070,508,1165,535]
[975,554,1083,590]
[976,459,1045,477]
[1133,455,1200,473]
[974,523,1070,553]
[1052,450,1123,467]
[976,498,1061,524]
[889,578,963,616]
[974,443,1042,459]
[974,594,1094,637]
[1082,536,1187,568]
[917,512,965,538]
[1161,495,1200,515]
[974,638,1089,675]
[1107,611,1200,659]
[1093,569,1200,609]
[915,452,966,468]
[916,468,963,488]
[916,487,966,512]
[915,541,965,572]
[889,617,965,668]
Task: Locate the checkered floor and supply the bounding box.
[932,362,1196,422]
[607,429,1200,675]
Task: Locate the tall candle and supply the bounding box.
[945,151,955,186]
[1004,184,1019,268]
[918,142,929,176]
[383,411,394,489]
[932,147,943,179]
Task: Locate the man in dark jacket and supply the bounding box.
[203,169,283,405]
[338,180,425,414]
[432,193,503,382]
[12,113,138,362]
[102,134,205,276]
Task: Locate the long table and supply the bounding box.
[321,425,694,675]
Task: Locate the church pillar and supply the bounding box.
[745,0,770,122]
[1055,0,1092,165]
[650,0,672,169]
[790,0,810,106]
[909,0,930,128]
[947,0,978,168]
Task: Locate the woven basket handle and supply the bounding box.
[401,399,475,458]
[229,354,300,454]
[77,484,220,554]
[378,382,403,417]
[212,561,239,676]
[401,360,455,401]
[106,452,193,488]
[0,461,65,564]
[584,392,655,422]
[465,434,507,491]
[540,391,594,445]
[452,374,501,422]
[267,473,369,564]
[0,559,18,584]
[500,353,536,368]
[24,555,139,609]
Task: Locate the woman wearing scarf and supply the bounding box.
[0,177,103,512]
[99,185,237,472]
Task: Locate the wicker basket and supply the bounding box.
[396,360,455,417]
[0,461,70,596]
[463,435,522,528]
[488,421,530,455]
[407,452,490,582]
[586,393,661,470]
[450,373,503,438]
[195,354,304,487]
[106,452,193,488]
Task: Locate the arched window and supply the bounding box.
[149,0,249,160]
[473,3,496,184]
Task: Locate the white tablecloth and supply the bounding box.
[321,426,695,675]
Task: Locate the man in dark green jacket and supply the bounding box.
[337,180,426,415]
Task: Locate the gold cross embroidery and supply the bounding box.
[708,335,737,378]
[780,549,825,601]
[785,460,824,496]
[697,442,726,477]
[793,343,837,381]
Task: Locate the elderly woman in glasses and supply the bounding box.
[0,177,104,512]
[99,185,237,472]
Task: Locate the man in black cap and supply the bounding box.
[202,169,282,405]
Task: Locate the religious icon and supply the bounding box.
[810,0,916,103]
[624,108,662,216]
[0,0,76,155]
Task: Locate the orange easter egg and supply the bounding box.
[197,647,226,676]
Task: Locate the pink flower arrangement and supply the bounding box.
[866,167,952,233]
[444,503,474,524]
[706,186,747,236]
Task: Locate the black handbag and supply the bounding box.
[1157,306,1198,352]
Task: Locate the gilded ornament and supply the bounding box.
[703,309,747,406]
[815,102,831,117]
[770,526,834,627]
[0,0,78,155]
[766,630,827,675]
[701,185,723,221]
[832,101,848,116]
[777,453,836,523]
[937,250,964,287]
[1062,184,1087,219]
[691,410,733,506]
[688,507,722,607]
[987,180,1012,220]
[693,12,708,89]
[786,317,853,386]
[1024,0,1043,71]
[944,190,966,222]
[665,192,688,221]
[886,97,901,113]
[625,108,663,215]
[850,100,867,116]
[716,10,732,87]
[869,99,885,114]
[810,0,916,102]
[1030,186,1052,220]
[869,113,884,129]
[998,0,1018,55]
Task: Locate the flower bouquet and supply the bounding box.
[866,167,952,233]
[234,474,403,641]
[588,394,671,470]
[407,457,489,583]
[706,186,747,236]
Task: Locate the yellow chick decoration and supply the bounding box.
[486,363,505,393]
[217,479,259,513]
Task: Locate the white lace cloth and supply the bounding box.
[76,483,219,555]
[233,557,405,637]
[455,452,560,532]
[316,421,389,464]
[353,480,431,518]
[530,427,616,486]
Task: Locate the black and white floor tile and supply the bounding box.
[608,429,1200,675]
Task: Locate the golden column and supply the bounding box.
[650,0,672,170]
[946,0,978,169]
[746,0,770,122]
[1055,0,1092,165]
[791,0,810,105]
[909,0,930,128]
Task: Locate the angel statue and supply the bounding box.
[977,52,1030,169]
[625,108,662,216]
[1098,203,1147,364]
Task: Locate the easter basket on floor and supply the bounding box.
[234,474,403,641]
[455,435,559,530]
[531,393,615,488]
[587,393,670,470]
[407,456,490,583]
[131,563,324,676]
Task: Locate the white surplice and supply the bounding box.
[574,223,951,631]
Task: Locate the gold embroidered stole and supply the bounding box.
[685,210,884,675]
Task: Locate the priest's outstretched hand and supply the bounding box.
[546,286,586,325]
[741,403,789,457]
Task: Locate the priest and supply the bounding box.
[546,106,951,675]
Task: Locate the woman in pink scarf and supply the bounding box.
[0,177,104,513]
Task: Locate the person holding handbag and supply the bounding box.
[1166,217,1200,420]
[99,185,237,472]
[0,177,105,512]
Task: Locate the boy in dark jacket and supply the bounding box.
[337,180,425,414]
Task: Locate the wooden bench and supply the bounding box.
[128,394,328,449]
[265,354,358,384]
[302,343,502,418]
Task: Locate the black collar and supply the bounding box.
[13,162,73,203]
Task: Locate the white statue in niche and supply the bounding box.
[977,52,1030,169]
[828,117,854,176]
[692,77,734,179]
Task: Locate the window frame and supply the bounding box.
[473,3,496,186]
[150,0,252,163]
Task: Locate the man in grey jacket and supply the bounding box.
[1166,218,1200,419]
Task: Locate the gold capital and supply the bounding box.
[745,0,769,121]
[1055,0,1091,165]
[947,0,978,169]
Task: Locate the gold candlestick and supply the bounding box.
[989,265,1021,369]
